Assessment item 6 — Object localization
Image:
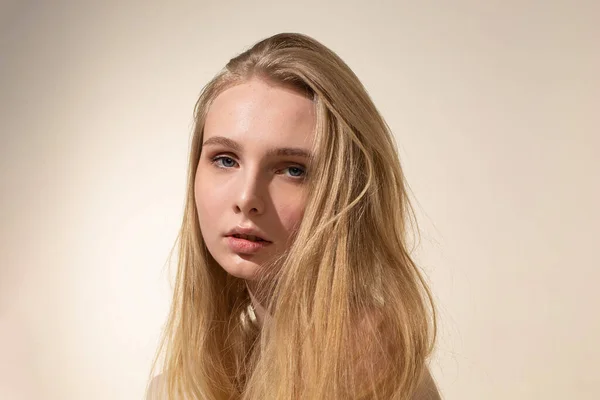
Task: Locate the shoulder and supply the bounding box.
[146,373,166,400]
[412,367,442,400]
[355,311,441,399]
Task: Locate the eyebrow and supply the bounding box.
[202,136,313,159]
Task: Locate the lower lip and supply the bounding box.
[226,236,272,253]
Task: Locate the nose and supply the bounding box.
[234,167,265,216]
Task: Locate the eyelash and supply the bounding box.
[210,155,307,180]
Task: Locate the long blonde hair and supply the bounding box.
[147,32,436,400]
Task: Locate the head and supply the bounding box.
[149,33,436,400]
[194,76,316,282]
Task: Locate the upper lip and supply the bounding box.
[225,225,271,242]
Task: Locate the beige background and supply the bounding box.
[1,1,598,399]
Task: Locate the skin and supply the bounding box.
[195,77,316,312]
[192,76,441,400]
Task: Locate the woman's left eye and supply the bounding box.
[283,166,306,179]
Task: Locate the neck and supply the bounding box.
[245,281,268,327]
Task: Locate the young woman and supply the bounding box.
[146,32,440,400]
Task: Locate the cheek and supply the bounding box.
[194,170,223,225]
[277,195,307,233]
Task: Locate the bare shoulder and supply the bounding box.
[412,367,442,400]
[146,373,166,400]
[354,312,441,399]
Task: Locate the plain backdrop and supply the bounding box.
[1,1,598,399]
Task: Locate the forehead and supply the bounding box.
[203,78,316,150]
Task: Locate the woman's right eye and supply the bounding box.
[211,156,238,168]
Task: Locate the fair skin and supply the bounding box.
[193,77,440,399]
[195,77,314,287]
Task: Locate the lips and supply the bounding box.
[226,235,272,254]
[225,226,271,243]
[231,233,268,242]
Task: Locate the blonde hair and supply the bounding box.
[147,32,436,400]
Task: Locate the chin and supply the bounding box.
[220,255,262,281]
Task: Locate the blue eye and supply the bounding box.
[212,156,237,168]
[285,166,306,178]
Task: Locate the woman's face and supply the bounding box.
[195,78,316,280]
